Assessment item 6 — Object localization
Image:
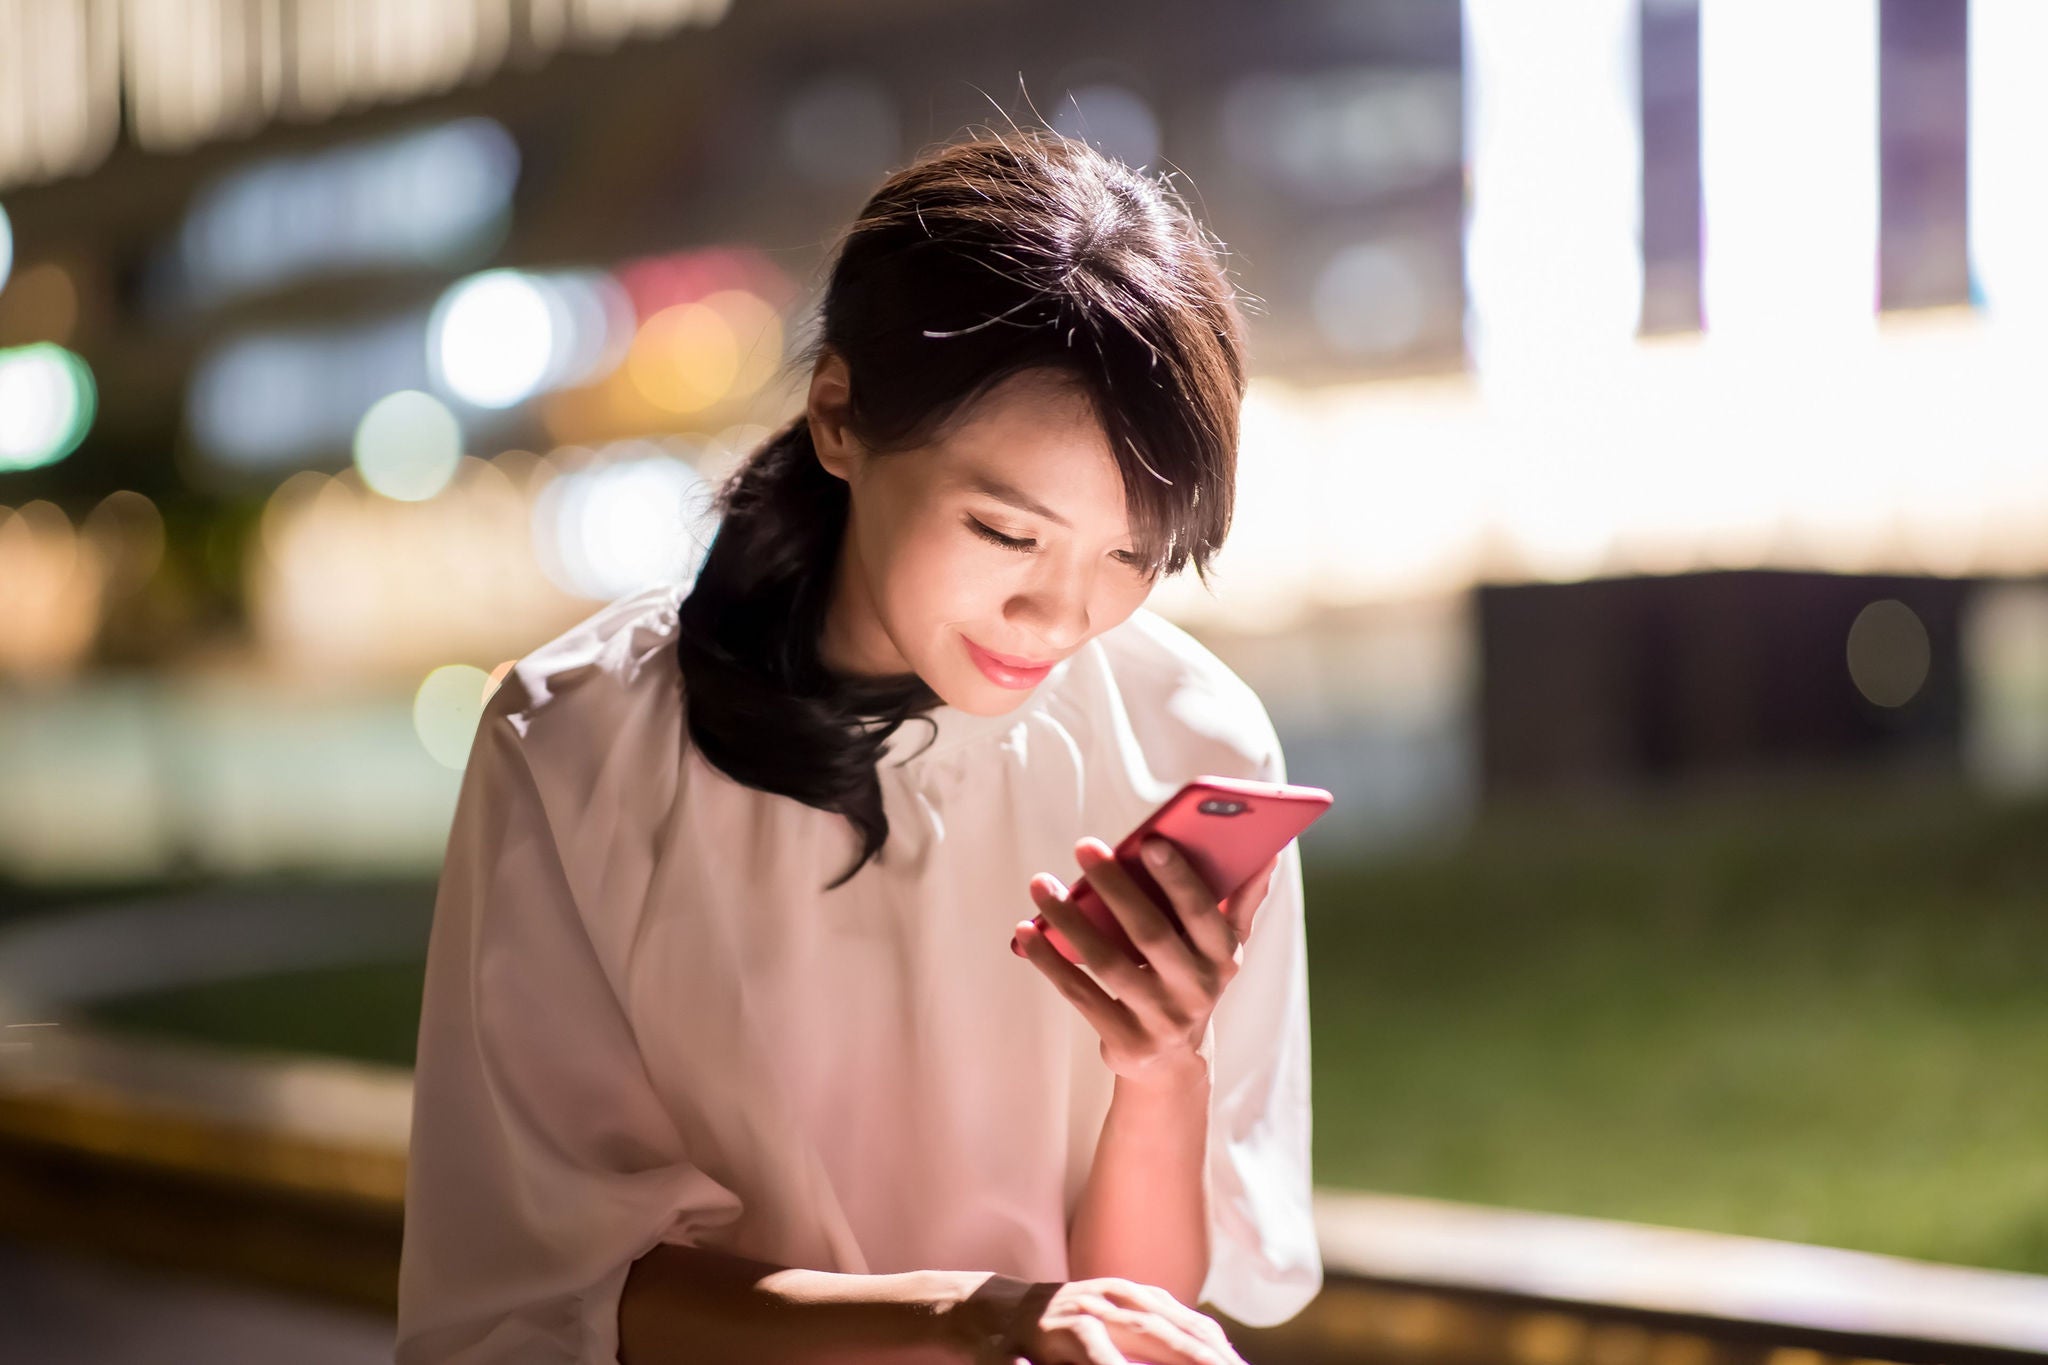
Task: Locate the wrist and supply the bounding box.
[942,1272,1058,1362]
[1116,1047,1213,1097]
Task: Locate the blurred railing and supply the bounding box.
[2,1025,2044,1364]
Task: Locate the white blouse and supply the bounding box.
[395,581,1322,1363]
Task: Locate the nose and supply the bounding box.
[1006,578,1092,656]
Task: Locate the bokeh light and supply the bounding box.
[0,200,12,292]
[1846,599,1931,708]
[80,490,167,598]
[178,117,520,306]
[0,342,96,471]
[1050,81,1161,170]
[431,270,554,409]
[353,390,462,501]
[0,499,103,679]
[250,456,569,684]
[429,266,634,410]
[191,314,431,471]
[414,664,494,770]
[627,301,737,413]
[1315,242,1428,357]
[531,442,717,600]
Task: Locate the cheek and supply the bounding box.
[1095,574,1156,629]
[875,521,991,625]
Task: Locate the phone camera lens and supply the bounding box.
[1198,799,1248,816]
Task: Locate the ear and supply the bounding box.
[807,349,861,483]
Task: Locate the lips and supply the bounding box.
[974,643,1055,670]
[964,636,1058,690]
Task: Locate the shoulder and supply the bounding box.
[1089,605,1285,784]
[477,581,689,791]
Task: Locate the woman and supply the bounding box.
[397,128,1321,1364]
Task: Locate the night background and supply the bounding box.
[1,1,2045,1361]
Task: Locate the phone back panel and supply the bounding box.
[1046,775,1332,967]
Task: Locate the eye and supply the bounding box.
[968,516,1148,570]
[968,517,1034,552]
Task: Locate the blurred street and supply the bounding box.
[0,1237,393,1365]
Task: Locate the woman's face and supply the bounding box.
[808,353,1160,714]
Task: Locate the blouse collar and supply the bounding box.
[876,650,1079,767]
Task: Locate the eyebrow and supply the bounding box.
[963,471,1072,530]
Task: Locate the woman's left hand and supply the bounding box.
[1016,836,1281,1089]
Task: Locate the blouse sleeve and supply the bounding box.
[397,687,744,1364]
[1195,739,1324,1328]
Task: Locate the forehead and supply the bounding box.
[931,369,1119,491]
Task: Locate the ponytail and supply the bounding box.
[674,417,942,893]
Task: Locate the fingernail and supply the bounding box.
[1143,839,1169,866]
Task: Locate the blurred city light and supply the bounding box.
[0,342,96,471]
[1462,0,1641,388]
[190,312,431,470]
[624,288,782,415]
[628,302,737,413]
[1314,241,1428,358]
[1220,66,1460,205]
[428,267,634,409]
[1968,0,2048,327]
[0,0,729,192]
[414,664,494,770]
[1964,584,2048,795]
[1151,307,2048,635]
[0,199,12,290]
[1050,81,1161,171]
[353,390,464,502]
[1846,599,1931,709]
[0,500,101,680]
[251,455,569,684]
[430,271,556,409]
[79,490,167,600]
[531,441,718,600]
[1700,0,1878,341]
[176,118,518,309]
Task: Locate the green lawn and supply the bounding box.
[74,772,2048,1276]
[1304,772,2048,1276]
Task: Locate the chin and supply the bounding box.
[946,679,1034,715]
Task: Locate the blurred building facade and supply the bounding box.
[0,0,2044,884]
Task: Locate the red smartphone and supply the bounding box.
[1011,775,1334,968]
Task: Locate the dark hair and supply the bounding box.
[674,126,1251,891]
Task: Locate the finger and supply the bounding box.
[1015,915,1143,1050]
[1108,1285,1246,1363]
[1072,1316,1133,1365]
[1076,837,1204,983]
[1093,1303,1229,1365]
[1032,869,1151,993]
[1221,850,1283,948]
[1133,836,1244,967]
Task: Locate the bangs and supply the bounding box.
[1074,289,1240,584]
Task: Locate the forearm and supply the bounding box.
[618,1243,1031,1365]
[1066,1057,1213,1307]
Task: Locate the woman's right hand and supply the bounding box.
[1005,1276,1248,1365]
